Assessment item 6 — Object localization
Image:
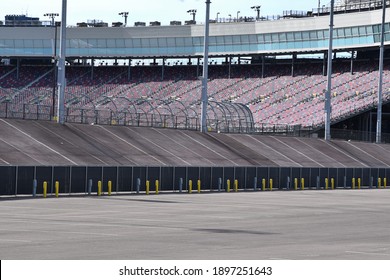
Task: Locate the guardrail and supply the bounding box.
[0,102,312,136]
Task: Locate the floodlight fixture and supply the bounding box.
[187,9,197,21]
[119,11,129,26]
[251,5,261,20]
[44,13,59,26]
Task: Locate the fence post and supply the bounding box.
[32,179,37,197]
[97,181,102,196]
[108,181,112,196]
[146,180,150,195]
[43,181,47,198]
[88,179,92,195]
[136,178,141,194]
[188,180,193,194]
[155,180,159,195]
[218,177,222,192]
[55,181,59,198]
[179,178,183,193]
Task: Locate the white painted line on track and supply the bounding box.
[98,125,167,165]
[347,142,390,167]
[127,127,191,165]
[179,131,238,166]
[247,135,302,167]
[295,137,346,167]
[320,139,369,167]
[0,137,45,165]
[151,128,216,166]
[0,119,78,165]
[0,156,10,165]
[33,121,110,165]
[270,136,324,167]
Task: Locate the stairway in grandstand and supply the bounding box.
[0,60,388,129]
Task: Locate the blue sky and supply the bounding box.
[0,0,323,26]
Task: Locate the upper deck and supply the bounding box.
[1,3,390,58]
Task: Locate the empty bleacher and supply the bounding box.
[0,60,388,129]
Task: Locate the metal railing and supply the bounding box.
[0,102,313,136]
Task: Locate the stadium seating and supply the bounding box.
[0,60,388,129]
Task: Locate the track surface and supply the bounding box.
[1,189,390,260]
[1,119,390,167]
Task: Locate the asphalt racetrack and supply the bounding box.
[1,189,390,260]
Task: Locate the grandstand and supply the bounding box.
[1,0,390,140]
[0,1,390,141]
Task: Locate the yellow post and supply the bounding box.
[269,179,273,191]
[352,178,356,189]
[301,178,305,190]
[146,180,150,195]
[331,178,335,190]
[55,181,59,198]
[155,180,159,195]
[358,178,361,190]
[262,179,266,191]
[378,178,382,189]
[98,180,102,196]
[43,181,47,198]
[294,178,298,191]
[188,180,192,194]
[227,179,231,193]
[325,178,329,190]
[197,180,201,193]
[384,178,387,189]
[234,179,238,192]
[108,180,112,196]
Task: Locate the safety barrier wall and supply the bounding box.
[1,166,390,196]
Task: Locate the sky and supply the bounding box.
[0,0,325,26]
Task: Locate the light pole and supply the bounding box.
[376,0,386,143]
[57,0,67,124]
[201,0,211,133]
[324,0,334,141]
[251,5,261,21]
[236,11,240,22]
[216,12,220,22]
[228,14,232,22]
[44,13,59,117]
[119,12,129,27]
[187,9,197,22]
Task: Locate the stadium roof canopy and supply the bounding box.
[1,1,390,59]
